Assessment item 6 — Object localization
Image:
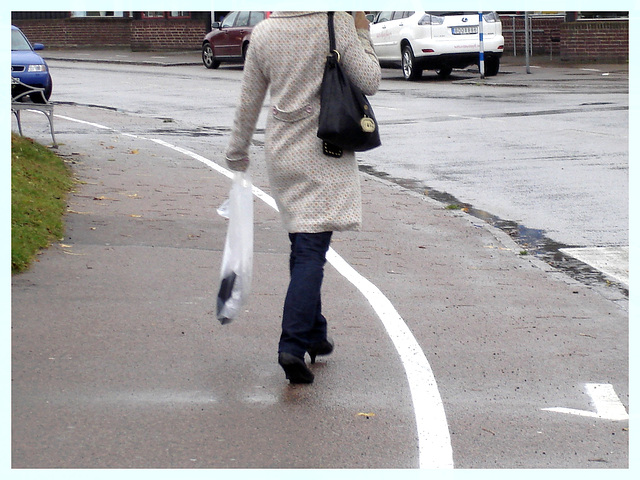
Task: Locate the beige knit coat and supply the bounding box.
[225,11,381,233]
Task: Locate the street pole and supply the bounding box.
[524,11,531,73]
[478,11,485,78]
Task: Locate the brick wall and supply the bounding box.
[13,18,132,48]
[500,15,564,56]
[130,18,207,50]
[560,20,628,62]
[500,15,628,63]
[12,17,207,51]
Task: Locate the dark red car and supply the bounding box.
[202,11,269,69]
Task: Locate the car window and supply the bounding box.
[248,11,265,26]
[235,11,251,27]
[392,11,412,20]
[221,11,238,28]
[11,29,32,51]
[376,11,393,23]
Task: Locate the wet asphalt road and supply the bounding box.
[10,51,629,470]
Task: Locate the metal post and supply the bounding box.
[478,11,485,78]
[512,16,517,56]
[524,11,531,73]
[529,14,534,57]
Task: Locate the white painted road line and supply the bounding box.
[56,114,455,469]
[327,250,454,469]
[542,383,629,421]
[559,246,629,287]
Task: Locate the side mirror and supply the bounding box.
[211,21,221,29]
[33,43,45,51]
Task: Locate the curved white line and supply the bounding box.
[55,114,454,469]
[326,251,453,468]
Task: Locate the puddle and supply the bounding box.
[359,164,628,297]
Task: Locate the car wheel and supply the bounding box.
[485,58,500,76]
[435,67,453,78]
[202,43,220,69]
[242,42,249,62]
[402,45,422,81]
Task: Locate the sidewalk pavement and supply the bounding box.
[43,48,204,67]
[11,48,629,468]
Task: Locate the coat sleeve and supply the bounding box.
[224,27,269,170]
[334,12,381,96]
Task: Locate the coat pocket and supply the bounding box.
[271,104,314,123]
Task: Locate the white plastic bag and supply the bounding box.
[216,171,253,324]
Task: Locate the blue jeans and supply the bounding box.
[278,231,333,359]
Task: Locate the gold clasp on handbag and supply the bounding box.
[331,50,341,62]
[360,117,376,133]
[360,104,376,132]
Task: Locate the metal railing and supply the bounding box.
[11,77,57,147]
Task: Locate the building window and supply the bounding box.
[578,11,628,19]
[140,11,191,19]
[71,11,126,17]
[141,12,165,18]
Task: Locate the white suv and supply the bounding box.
[370,11,504,80]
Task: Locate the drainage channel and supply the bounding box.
[359,164,628,298]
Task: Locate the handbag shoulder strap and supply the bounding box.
[327,12,338,59]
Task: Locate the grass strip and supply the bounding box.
[11,133,74,273]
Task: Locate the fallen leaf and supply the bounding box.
[356,412,376,418]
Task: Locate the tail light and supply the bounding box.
[483,12,500,23]
[418,14,444,25]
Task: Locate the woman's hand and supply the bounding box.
[353,11,370,30]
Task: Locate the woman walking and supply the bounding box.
[225,11,381,383]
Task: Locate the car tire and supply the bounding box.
[202,43,220,69]
[435,67,453,78]
[402,45,422,81]
[485,58,500,76]
[242,42,249,62]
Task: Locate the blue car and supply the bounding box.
[11,25,53,103]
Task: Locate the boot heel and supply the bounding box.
[307,338,334,364]
[278,352,314,384]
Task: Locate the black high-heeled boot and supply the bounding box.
[307,337,334,364]
[278,352,314,384]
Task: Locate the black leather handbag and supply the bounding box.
[317,12,381,157]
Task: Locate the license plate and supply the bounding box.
[451,26,478,35]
